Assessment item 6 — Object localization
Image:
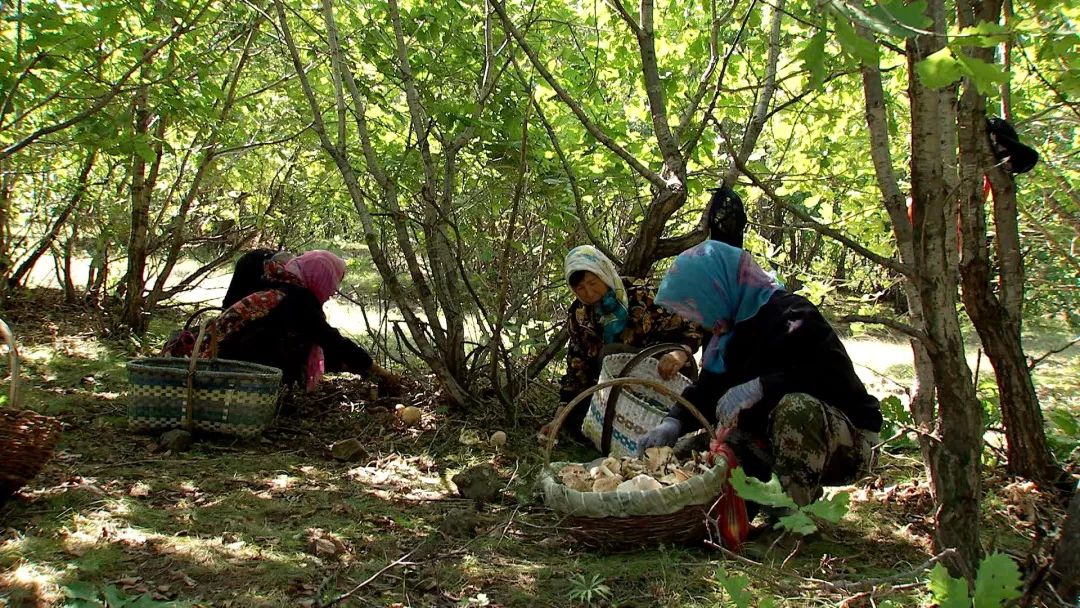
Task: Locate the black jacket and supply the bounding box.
[668,291,882,435]
[217,285,373,386]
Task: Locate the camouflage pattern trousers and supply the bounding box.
[727,393,878,507]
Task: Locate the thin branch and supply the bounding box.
[526,75,618,263]
[676,0,727,141]
[319,541,428,608]
[722,0,783,186]
[682,0,757,156]
[726,134,915,279]
[213,123,314,156]
[838,314,928,343]
[631,0,682,166]
[1028,335,1080,371]
[488,0,665,188]
[604,0,641,35]
[0,1,213,160]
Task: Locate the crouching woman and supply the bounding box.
[208,250,397,392]
[637,240,881,507]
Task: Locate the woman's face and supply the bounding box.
[571,271,608,306]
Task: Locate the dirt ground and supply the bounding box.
[0,290,1076,607]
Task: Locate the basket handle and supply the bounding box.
[184,319,220,431]
[544,376,714,466]
[601,343,697,454]
[184,305,223,331]
[0,318,18,409]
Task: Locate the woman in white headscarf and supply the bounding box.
[546,245,702,442]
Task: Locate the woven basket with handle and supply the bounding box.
[0,318,63,499]
[127,320,282,438]
[581,343,697,457]
[540,376,730,548]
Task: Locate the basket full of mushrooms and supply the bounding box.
[539,377,731,547]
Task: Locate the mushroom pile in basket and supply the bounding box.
[556,446,713,494]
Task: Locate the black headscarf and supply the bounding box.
[222,249,276,308]
[986,117,1039,174]
[706,185,747,248]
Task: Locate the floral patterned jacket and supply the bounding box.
[558,277,702,404]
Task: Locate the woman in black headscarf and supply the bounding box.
[706,185,747,248]
[222,249,294,308]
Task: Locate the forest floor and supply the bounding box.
[0,289,1077,607]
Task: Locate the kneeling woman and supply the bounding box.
[552,245,701,442]
[637,241,881,507]
[208,250,396,391]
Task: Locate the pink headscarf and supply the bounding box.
[285,250,347,303]
[284,250,347,390]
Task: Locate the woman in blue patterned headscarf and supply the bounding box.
[638,240,882,511]
[652,240,780,374]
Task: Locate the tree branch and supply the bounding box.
[837,314,929,343]
[525,69,619,263]
[488,0,665,188]
[727,139,915,279]
[722,0,783,186]
[0,1,212,160]
[681,0,757,157]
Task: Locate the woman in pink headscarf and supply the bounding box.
[209,250,397,391]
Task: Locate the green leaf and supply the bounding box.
[973,553,1022,608]
[102,585,130,607]
[955,51,1008,95]
[729,468,797,509]
[802,491,850,523]
[928,563,971,608]
[832,13,881,65]
[715,568,753,608]
[869,0,932,32]
[915,47,964,89]
[955,21,1010,48]
[63,583,102,602]
[777,511,818,535]
[798,30,828,89]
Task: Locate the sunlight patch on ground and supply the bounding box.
[345,454,452,502]
[0,560,63,605]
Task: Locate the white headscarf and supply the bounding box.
[563,245,628,309]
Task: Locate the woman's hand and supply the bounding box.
[636,417,682,455]
[715,378,763,428]
[657,349,690,380]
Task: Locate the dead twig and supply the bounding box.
[1028,335,1080,370]
[319,540,429,608]
[827,548,960,592]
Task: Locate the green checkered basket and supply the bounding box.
[127,321,282,438]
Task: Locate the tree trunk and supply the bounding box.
[122,82,153,332]
[1052,481,1080,603]
[8,150,96,289]
[955,0,1060,485]
[907,0,985,574]
[857,21,939,464]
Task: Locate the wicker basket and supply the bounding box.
[581,344,696,457]
[0,319,63,499]
[127,321,282,438]
[541,377,729,548]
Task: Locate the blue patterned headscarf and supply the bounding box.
[564,245,629,344]
[655,240,781,373]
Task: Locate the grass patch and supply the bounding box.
[0,291,1075,607]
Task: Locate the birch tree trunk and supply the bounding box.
[906,0,985,574]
